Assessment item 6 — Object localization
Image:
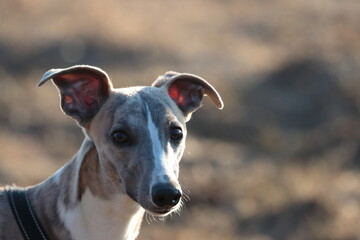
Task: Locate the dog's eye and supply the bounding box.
[170,127,183,141]
[112,131,128,144]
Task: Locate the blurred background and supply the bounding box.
[1,0,360,239]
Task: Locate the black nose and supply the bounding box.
[151,184,182,208]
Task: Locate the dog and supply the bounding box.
[0,65,223,240]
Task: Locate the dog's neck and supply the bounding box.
[28,138,145,240]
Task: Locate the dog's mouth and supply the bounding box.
[148,209,170,216]
[126,184,183,217]
[146,205,180,217]
[126,191,181,216]
[145,199,183,217]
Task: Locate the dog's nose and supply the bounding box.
[151,184,182,208]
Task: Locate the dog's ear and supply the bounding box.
[38,65,113,127]
[152,71,223,121]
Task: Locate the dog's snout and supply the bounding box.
[151,184,182,208]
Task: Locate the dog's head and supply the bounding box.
[39,65,223,216]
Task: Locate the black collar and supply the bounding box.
[5,188,50,240]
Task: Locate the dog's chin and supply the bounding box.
[145,205,180,217]
[146,209,170,217]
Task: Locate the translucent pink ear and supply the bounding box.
[152,71,223,121]
[38,65,113,126]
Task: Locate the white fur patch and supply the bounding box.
[58,189,144,240]
[146,104,175,185]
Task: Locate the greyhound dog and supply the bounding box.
[0,65,223,240]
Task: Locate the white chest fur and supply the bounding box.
[58,189,145,240]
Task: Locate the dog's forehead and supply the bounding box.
[107,86,184,125]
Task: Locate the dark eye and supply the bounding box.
[170,127,183,141]
[112,131,128,144]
